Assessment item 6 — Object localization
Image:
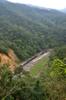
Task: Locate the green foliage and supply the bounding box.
[0,46,66,100]
[54,46,66,60]
[0,1,66,60]
[31,80,45,100]
[39,46,66,100]
[0,65,13,98]
[0,1,66,99]
[50,59,66,78]
[49,46,66,78]
[0,65,46,100]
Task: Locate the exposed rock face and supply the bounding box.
[0,49,18,71]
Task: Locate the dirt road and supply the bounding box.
[22,51,50,71]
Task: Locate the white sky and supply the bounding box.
[7,0,66,9]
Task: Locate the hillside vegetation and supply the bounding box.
[0,0,66,60]
[0,1,66,99]
[0,46,66,100]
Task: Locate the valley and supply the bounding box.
[21,50,50,72]
[0,0,66,99]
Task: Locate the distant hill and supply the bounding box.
[61,8,66,13]
[0,0,6,3]
[0,0,66,61]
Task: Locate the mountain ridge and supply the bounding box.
[0,1,66,61]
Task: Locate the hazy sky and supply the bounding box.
[7,0,66,9]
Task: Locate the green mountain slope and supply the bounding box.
[0,1,66,60]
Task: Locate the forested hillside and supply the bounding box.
[0,0,66,60]
[0,0,66,99]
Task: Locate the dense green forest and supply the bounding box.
[0,0,66,99]
[0,0,66,60]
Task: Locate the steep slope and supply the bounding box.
[0,1,66,61]
[0,49,18,71]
